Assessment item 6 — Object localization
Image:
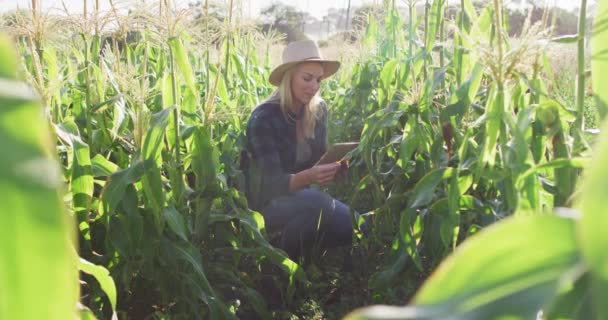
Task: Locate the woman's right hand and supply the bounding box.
[307,162,341,186]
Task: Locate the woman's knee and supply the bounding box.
[302,191,355,238]
[293,189,343,217]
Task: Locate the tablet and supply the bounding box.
[315,142,359,165]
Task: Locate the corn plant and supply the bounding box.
[323,0,594,302]
[0,31,118,320]
[0,32,78,320]
[343,0,608,317]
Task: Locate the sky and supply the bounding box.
[0,0,590,18]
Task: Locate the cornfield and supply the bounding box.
[1,0,608,319]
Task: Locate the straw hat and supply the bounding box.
[268,40,341,86]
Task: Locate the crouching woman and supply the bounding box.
[243,40,358,262]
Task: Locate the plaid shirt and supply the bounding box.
[244,100,327,210]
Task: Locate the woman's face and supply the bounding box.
[290,62,324,107]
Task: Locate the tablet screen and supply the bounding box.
[315,142,359,165]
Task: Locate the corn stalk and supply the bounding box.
[574,0,588,151]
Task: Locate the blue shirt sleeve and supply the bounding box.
[246,111,294,207]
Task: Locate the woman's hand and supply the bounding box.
[307,162,341,186]
[289,162,343,192]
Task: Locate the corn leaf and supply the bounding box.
[163,205,189,242]
[166,239,235,319]
[78,258,117,319]
[593,0,608,119]
[0,34,78,320]
[481,87,501,166]
[426,0,446,54]
[91,154,119,177]
[72,136,93,218]
[409,168,454,208]
[141,107,173,216]
[346,215,581,320]
[579,122,608,318]
[168,36,199,119]
[191,125,220,190]
[101,160,147,216]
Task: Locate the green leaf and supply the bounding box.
[215,68,229,104]
[0,34,18,77]
[0,34,78,320]
[72,136,94,218]
[481,86,501,167]
[168,37,196,94]
[231,53,249,91]
[91,154,119,177]
[43,48,62,109]
[457,173,473,193]
[347,215,581,320]
[209,265,271,319]
[428,196,480,247]
[209,209,306,283]
[368,252,409,291]
[108,213,133,256]
[426,0,446,55]
[380,59,399,91]
[111,97,126,139]
[363,15,378,49]
[168,36,199,119]
[517,158,588,186]
[191,125,220,190]
[476,4,494,37]
[166,239,236,319]
[161,71,175,109]
[462,0,478,23]
[101,160,147,216]
[537,99,576,125]
[428,196,480,218]
[141,108,173,216]
[592,0,608,120]
[142,107,173,164]
[414,215,580,318]
[163,205,188,242]
[579,120,608,318]
[447,173,461,248]
[443,64,484,121]
[409,168,454,208]
[399,208,422,270]
[399,116,419,168]
[54,121,94,219]
[544,272,596,320]
[551,34,579,44]
[78,258,117,318]
[78,304,99,320]
[170,241,213,291]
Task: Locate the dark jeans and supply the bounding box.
[260,188,357,262]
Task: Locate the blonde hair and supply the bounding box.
[266,65,325,140]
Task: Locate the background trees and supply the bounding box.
[259,3,310,42]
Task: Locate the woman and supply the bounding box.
[244,40,357,262]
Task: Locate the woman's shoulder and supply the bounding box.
[251,100,281,118]
[247,101,282,131]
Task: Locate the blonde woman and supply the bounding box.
[244,40,358,262]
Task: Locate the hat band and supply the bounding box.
[283,56,324,64]
[283,56,323,64]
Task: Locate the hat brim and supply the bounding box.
[268,59,341,86]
